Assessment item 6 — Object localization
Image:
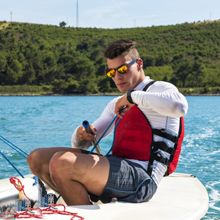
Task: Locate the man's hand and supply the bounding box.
[115,94,135,118]
[76,124,97,142]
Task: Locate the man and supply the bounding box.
[27,39,188,206]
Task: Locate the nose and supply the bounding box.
[114,70,123,79]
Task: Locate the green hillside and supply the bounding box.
[0,20,220,95]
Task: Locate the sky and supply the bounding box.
[0,0,220,29]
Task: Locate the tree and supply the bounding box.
[4,60,23,84]
[59,21,66,28]
[193,62,204,81]
[52,79,67,93]
[141,55,156,67]
[0,53,7,73]
[65,79,80,93]
[78,78,98,94]
[43,65,65,83]
[187,62,205,87]
[144,66,173,81]
[19,67,36,84]
[44,52,56,67]
[98,76,112,92]
[172,60,192,87]
[68,56,96,81]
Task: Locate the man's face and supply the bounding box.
[107,55,145,92]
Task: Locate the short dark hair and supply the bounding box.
[104,39,139,60]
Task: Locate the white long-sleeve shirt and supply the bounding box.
[71,76,188,185]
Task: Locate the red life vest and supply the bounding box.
[112,105,152,161]
[112,105,184,176]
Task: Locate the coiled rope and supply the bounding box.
[1,177,85,219]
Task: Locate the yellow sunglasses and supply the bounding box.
[105,59,138,78]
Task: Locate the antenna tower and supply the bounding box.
[76,0,79,27]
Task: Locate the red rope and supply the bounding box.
[9,177,32,202]
[0,210,16,219]
[41,204,85,219]
[7,177,85,219]
[15,207,42,219]
[1,205,85,219]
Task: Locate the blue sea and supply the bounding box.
[0,96,219,219]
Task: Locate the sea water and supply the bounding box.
[0,96,219,219]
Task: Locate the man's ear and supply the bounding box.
[137,58,143,68]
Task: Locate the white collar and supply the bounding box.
[134,76,151,91]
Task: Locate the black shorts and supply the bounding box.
[81,150,157,204]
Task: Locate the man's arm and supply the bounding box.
[71,126,93,149]
[72,98,118,149]
[115,81,188,118]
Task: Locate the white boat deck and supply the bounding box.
[0,173,209,220]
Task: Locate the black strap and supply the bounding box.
[152,128,178,143]
[142,80,156,92]
[148,130,178,176]
[142,80,175,174]
[147,151,170,176]
[152,141,175,155]
[142,80,156,176]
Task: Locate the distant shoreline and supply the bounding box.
[0,92,220,97]
[0,92,123,97]
[0,86,124,96]
[0,86,219,97]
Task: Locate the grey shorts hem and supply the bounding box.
[89,155,157,204]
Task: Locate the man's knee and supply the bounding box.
[27,149,43,175]
[49,152,73,183]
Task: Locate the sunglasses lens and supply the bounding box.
[106,64,129,77]
[106,69,116,77]
[118,65,128,74]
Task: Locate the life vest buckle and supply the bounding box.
[153,152,169,166]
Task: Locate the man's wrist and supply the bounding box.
[127,89,135,104]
